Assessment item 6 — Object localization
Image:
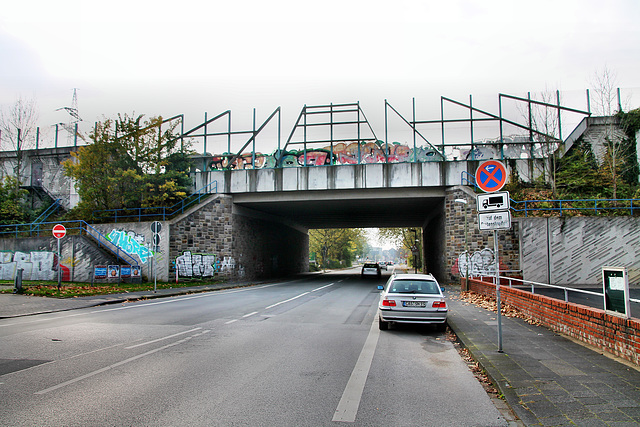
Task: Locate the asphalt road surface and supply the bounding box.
[0,269,507,426]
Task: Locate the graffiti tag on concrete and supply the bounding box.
[176,251,218,278]
[0,250,70,281]
[455,248,498,277]
[107,229,153,264]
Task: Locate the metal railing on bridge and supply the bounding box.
[460,171,640,217]
[91,180,218,223]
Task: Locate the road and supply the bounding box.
[0,269,507,426]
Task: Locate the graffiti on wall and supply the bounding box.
[0,250,70,281]
[176,251,217,278]
[175,252,242,279]
[208,142,443,170]
[453,248,504,278]
[107,229,154,264]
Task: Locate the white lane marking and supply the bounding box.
[264,283,335,310]
[224,319,238,325]
[242,311,258,318]
[124,327,202,349]
[35,329,210,395]
[332,316,380,423]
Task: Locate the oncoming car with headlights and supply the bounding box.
[378,273,447,331]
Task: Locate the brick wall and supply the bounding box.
[465,278,640,366]
[445,187,520,283]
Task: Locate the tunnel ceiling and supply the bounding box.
[231,188,445,229]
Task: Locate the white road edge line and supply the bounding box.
[35,329,210,395]
[124,327,202,349]
[332,315,380,423]
[264,283,335,310]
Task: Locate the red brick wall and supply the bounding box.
[465,278,640,366]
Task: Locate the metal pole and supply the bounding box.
[57,237,61,291]
[469,95,474,160]
[494,229,503,352]
[412,98,417,163]
[204,112,208,156]
[556,90,562,141]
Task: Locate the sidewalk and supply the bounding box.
[446,289,640,426]
[1,283,640,425]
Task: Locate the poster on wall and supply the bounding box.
[108,265,120,279]
[94,265,107,280]
[131,265,141,278]
[121,265,132,279]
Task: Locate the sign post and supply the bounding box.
[151,221,162,292]
[474,161,510,353]
[52,224,66,291]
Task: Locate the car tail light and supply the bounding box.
[382,299,396,307]
[432,300,447,308]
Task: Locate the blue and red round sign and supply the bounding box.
[475,160,507,193]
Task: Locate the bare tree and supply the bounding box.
[516,88,562,197]
[0,96,39,190]
[590,66,626,199]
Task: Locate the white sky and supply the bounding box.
[2,0,640,152]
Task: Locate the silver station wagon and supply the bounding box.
[378,273,448,331]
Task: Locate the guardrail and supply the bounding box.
[478,275,640,305]
[92,180,218,223]
[510,198,640,217]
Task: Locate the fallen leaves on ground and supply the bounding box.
[458,291,542,326]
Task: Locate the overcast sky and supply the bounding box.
[1,0,639,152]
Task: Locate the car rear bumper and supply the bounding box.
[378,309,447,324]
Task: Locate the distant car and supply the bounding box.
[378,262,387,270]
[378,273,447,331]
[361,263,382,278]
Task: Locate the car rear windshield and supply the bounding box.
[389,280,439,294]
[363,264,378,268]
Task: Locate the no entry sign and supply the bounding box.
[52,224,66,239]
[475,160,507,193]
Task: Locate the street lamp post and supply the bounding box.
[455,198,469,289]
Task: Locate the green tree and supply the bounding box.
[63,114,193,219]
[309,228,366,268]
[377,228,422,270]
[0,176,29,225]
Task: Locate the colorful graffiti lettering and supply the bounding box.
[107,229,153,264]
[176,251,217,278]
[0,250,70,281]
[208,141,443,170]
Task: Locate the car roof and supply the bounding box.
[390,273,438,281]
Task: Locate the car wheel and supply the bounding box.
[378,316,389,330]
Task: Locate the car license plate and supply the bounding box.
[403,301,426,307]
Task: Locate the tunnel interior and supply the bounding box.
[231,188,448,282]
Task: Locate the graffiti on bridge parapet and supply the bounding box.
[208,142,442,170]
